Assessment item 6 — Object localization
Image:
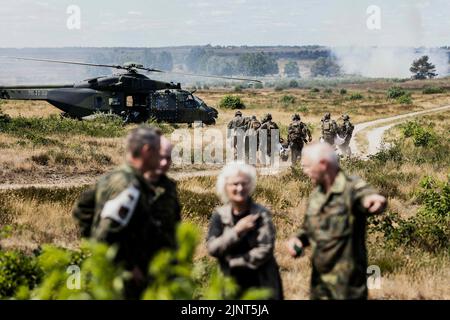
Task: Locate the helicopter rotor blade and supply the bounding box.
[135,66,165,73]
[1,56,262,83]
[145,70,262,83]
[0,56,125,70]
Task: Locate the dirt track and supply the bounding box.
[1,105,449,190]
[350,104,450,158]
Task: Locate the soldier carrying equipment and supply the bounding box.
[287,114,312,164]
[321,112,338,146]
[259,113,279,159]
[338,114,354,156]
[227,111,250,159]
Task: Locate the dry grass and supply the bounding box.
[1,79,449,299]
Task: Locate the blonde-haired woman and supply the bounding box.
[206,162,283,299]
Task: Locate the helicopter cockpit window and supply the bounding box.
[194,96,204,106]
[126,96,133,108]
[95,97,103,109]
[185,95,197,108]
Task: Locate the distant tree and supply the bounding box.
[237,52,279,76]
[410,55,437,79]
[284,61,300,77]
[310,57,340,77]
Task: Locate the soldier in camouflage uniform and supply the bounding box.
[73,127,164,299]
[259,113,279,160]
[207,162,283,299]
[244,115,261,164]
[320,112,338,146]
[144,136,181,250]
[338,114,354,156]
[287,114,312,165]
[227,110,250,159]
[287,143,386,300]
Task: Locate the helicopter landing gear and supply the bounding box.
[60,112,81,120]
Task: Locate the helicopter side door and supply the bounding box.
[178,93,201,124]
[149,90,178,122]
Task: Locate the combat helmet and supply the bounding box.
[235,110,242,116]
[324,112,331,120]
[342,114,350,120]
[292,113,300,121]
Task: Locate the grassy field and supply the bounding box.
[0,78,449,299]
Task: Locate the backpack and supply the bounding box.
[289,123,305,143]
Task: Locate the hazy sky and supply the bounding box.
[0,0,448,47]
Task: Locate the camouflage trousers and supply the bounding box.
[290,143,304,165]
[309,263,368,300]
[323,135,335,146]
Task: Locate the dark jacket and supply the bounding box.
[207,200,283,300]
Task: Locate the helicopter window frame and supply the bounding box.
[95,96,103,109]
[184,94,197,108]
[126,96,133,108]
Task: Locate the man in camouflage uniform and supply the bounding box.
[287,113,312,165]
[259,113,279,160]
[321,112,338,146]
[244,115,261,164]
[227,110,249,159]
[287,143,387,300]
[73,127,164,299]
[338,114,354,156]
[144,136,181,250]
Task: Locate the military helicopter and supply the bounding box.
[0,57,261,125]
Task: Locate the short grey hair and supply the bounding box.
[216,161,257,204]
[126,126,161,158]
[302,142,339,169]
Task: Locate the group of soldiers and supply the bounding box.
[227,110,355,164]
[320,112,354,156]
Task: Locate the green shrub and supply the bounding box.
[310,88,320,93]
[422,86,444,94]
[402,121,421,138]
[288,80,299,88]
[370,176,450,252]
[296,105,309,113]
[10,223,271,300]
[324,88,333,94]
[234,85,243,92]
[401,121,437,147]
[396,94,412,105]
[339,88,347,95]
[279,95,296,105]
[413,128,437,147]
[387,86,406,99]
[274,86,284,92]
[0,250,42,298]
[254,82,264,89]
[218,95,246,109]
[348,92,363,100]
